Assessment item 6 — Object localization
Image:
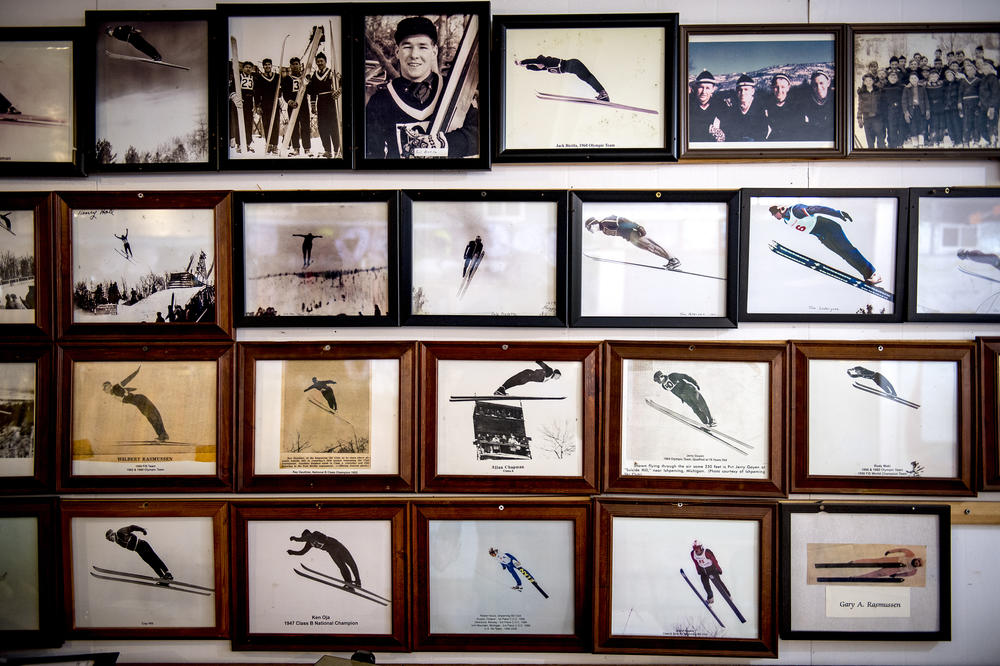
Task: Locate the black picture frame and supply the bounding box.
[907,187,1000,322]
[780,502,951,641]
[353,2,491,170]
[0,497,61,648]
[400,189,568,326]
[980,337,1000,491]
[739,188,908,323]
[0,27,85,178]
[233,190,399,327]
[492,13,679,164]
[0,192,54,339]
[218,3,352,170]
[0,342,54,495]
[569,190,738,327]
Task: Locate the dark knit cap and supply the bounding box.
[395,16,437,44]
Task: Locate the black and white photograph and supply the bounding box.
[851,26,1000,154]
[224,8,347,167]
[684,27,840,157]
[358,4,489,168]
[89,12,213,170]
[0,514,40,633]
[909,188,1000,321]
[571,191,736,326]
[741,190,906,321]
[0,363,35,480]
[236,192,395,326]
[0,210,36,323]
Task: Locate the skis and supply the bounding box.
[90,565,213,596]
[114,248,135,263]
[536,91,658,115]
[230,37,247,154]
[644,399,752,456]
[279,26,325,157]
[816,576,905,583]
[430,14,479,138]
[958,264,1000,284]
[306,398,357,429]
[815,561,905,568]
[852,382,920,409]
[458,251,485,298]
[0,225,14,237]
[513,563,548,599]
[104,50,189,70]
[584,253,724,281]
[711,575,746,623]
[679,569,725,627]
[449,395,565,402]
[265,34,291,152]
[769,241,894,302]
[293,565,389,606]
[0,112,67,127]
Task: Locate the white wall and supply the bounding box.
[2,0,999,663]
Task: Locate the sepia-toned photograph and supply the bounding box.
[0,363,35,479]
[805,542,927,587]
[0,210,36,324]
[0,515,40,632]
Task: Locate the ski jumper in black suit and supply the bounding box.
[496,361,559,395]
[106,524,171,579]
[847,366,897,396]
[108,25,162,61]
[304,377,337,411]
[254,70,280,152]
[517,55,608,100]
[288,529,361,587]
[102,367,169,441]
[463,236,484,277]
[305,65,341,157]
[0,91,19,114]
[655,372,714,426]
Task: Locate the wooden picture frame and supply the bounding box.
[492,13,679,164]
[907,187,1000,322]
[595,499,777,657]
[604,341,786,496]
[237,341,415,493]
[569,190,738,327]
[231,500,409,651]
[979,337,1000,491]
[84,10,218,173]
[233,190,398,327]
[0,342,53,494]
[680,24,845,160]
[60,499,229,639]
[219,3,352,170]
[412,499,592,652]
[0,27,85,178]
[739,188,908,322]
[0,497,61,648]
[353,2,490,170]
[400,189,568,326]
[848,23,1000,158]
[418,341,599,494]
[780,502,951,641]
[57,341,234,493]
[790,340,974,495]
[0,192,54,338]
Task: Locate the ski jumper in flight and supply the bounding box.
[0,212,12,233]
[653,371,716,427]
[515,55,610,102]
[495,361,560,396]
[841,548,923,579]
[0,92,19,115]
[114,229,133,259]
[585,215,680,270]
[690,540,729,604]
[102,366,169,441]
[288,529,362,588]
[304,377,337,411]
[463,235,484,277]
[768,204,881,285]
[106,25,163,61]
[489,548,525,590]
[958,249,1000,270]
[847,366,897,396]
[292,232,323,267]
[105,524,172,580]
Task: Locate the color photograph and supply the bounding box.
[0,363,35,479]
[0,210,36,324]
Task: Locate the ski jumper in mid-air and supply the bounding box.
[105,524,173,580]
[0,212,12,233]
[585,215,681,270]
[463,235,484,277]
[489,548,526,590]
[690,540,730,604]
[495,361,560,396]
[653,371,715,427]
[515,55,609,102]
[102,366,169,441]
[292,232,323,267]
[106,25,163,61]
[768,204,881,285]
[958,249,1000,270]
[287,529,362,588]
[114,229,133,259]
[847,366,897,396]
[304,377,337,411]
[844,548,923,579]
[0,91,19,115]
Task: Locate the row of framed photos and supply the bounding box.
[3,338,998,496]
[2,187,999,340]
[2,498,951,656]
[3,6,998,177]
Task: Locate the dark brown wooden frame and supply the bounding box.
[418,341,600,493]
[231,500,409,651]
[680,24,846,161]
[595,499,777,657]
[60,499,229,639]
[790,340,974,495]
[0,192,54,338]
[603,341,786,496]
[53,191,233,340]
[412,499,592,652]
[979,337,1000,490]
[237,341,416,492]
[0,342,54,494]
[0,497,62,648]
[56,341,234,493]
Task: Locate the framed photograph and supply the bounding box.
[493,13,678,163]
[569,190,738,327]
[233,190,398,326]
[849,23,1000,157]
[780,503,950,640]
[355,2,490,169]
[401,190,567,326]
[0,498,60,648]
[2,654,118,666]
[0,27,84,177]
[61,499,228,638]
[980,337,1000,490]
[595,499,776,657]
[220,4,351,169]
[681,25,844,159]
[0,192,53,338]
[740,188,907,322]
[231,501,408,651]
[418,341,598,493]
[54,191,232,340]
[0,343,53,494]
[237,342,415,493]
[85,10,217,172]
[57,342,234,493]
[907,187,1000,321]
[604,341,786,497]
[413,499,591,652]
[790,341,974,495]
